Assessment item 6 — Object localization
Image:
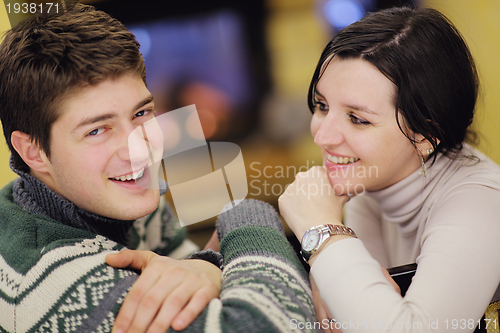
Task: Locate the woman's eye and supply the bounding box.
[348,113,370,125]
[315,101,329,112]
[88,127,105,136]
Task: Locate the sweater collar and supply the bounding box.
[11,160,134,246]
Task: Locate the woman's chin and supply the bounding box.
[329,178,366,196]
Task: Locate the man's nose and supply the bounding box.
[116,123,151,168]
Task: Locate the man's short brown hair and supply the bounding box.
[0,1,146,172]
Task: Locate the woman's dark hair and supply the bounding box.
[308,7,479,162]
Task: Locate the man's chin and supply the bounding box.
[93,190,161,221]
[107,203,159,221]
[126,192,161,220]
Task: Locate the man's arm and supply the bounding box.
[108,199,318,333]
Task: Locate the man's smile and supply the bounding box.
[110,167,145,182]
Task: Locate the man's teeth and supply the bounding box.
[113,168,145,181]
[327,154,360,165]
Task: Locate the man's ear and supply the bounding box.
[11,130,51,173]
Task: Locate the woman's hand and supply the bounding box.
[279,166,349,239]
[106,249,222,333]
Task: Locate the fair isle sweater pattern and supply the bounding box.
[0,183,317,332]
[0,235,133,332]
[130,198,186,257]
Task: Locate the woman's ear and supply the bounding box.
[414,134,440,157]
[11,130,51,173]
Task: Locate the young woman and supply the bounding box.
[279,7,500,332]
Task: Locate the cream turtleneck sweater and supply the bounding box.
[310,145,500,332]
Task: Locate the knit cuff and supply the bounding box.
[186,249,224,269]
[216,199,284,241]
[219,225,307,279]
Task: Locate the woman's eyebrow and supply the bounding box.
[314,88,326,100]
[315,88,378,115]
[343,103,378,115]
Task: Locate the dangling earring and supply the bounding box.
[420,156,427,177]
[420,148,434,177]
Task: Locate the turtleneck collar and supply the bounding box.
[10,160,134,246]
[364,149,460,221]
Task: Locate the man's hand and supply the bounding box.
[106,250,222,333]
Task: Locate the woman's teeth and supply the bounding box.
[327,154,360,165]
[113,168,145,181]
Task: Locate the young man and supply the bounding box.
[0,2,316,333]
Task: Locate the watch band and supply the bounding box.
[325,224,357,238]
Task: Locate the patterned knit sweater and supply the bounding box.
[0,179,316,332]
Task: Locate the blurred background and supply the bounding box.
[2,0,500,247]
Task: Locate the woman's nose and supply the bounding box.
[313,113,345,148]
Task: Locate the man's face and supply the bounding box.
[42,74,161,220]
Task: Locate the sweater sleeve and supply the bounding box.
[175,199,318,332]
[179,225,318,333]
[311,183,500,333]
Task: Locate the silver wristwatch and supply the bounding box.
[301,224,357,263]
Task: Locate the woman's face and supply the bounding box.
[310,56,424,195]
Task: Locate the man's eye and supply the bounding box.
[348,113,370,125]
[134,109,153,118]
[88,127,105,136]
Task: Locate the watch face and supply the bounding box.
[302,229,320,252]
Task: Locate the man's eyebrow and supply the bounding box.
[72,113,118,133]
[72,95,155,133]
[134,95,154,111]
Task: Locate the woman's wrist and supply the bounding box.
[307,234,352,266]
